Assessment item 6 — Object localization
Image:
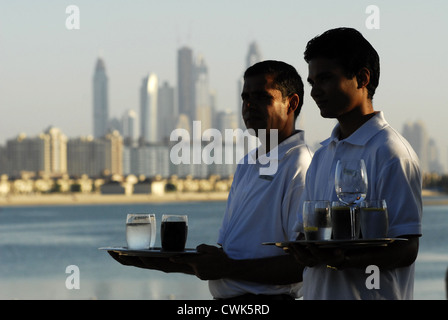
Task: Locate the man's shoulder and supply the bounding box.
[370,126,419,160]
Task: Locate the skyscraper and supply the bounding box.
[246,41,262,69]
[177,47,195,126]
[403,121,428,172]
[195,55,212,138]
[6,128,67,177]
[158,81,176,142]
[140,73,158,144]
[237,41,262,129]
[93,58,109,139]
[402,121,443,173]
[44,126,68,176]
[122,109,138,146]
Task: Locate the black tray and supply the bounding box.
[262,238,407,249]
[99,246,199,257]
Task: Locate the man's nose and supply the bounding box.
[310,85,323,100]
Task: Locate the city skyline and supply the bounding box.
[1,1,447,170]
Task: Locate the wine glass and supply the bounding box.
[334,159,368,239]
[335,159,368,206]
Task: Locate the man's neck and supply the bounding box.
[258,128,296,156]
[337,105,376,140]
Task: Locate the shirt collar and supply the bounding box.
[321,111,389,147]
[248,130,306,162]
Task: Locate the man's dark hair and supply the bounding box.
[244,60,304,119]
[304,27,380,100]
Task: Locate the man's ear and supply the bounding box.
[356,67,371,89]
[288,94,299,115]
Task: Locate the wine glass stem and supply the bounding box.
[350,205,356,239]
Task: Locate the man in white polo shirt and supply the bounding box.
[111,60,313,300]
[289,28,422,299]
[181,60,312,300]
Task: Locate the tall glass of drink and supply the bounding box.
[126,213,156,250]
[360,199,389,239]
[302,200,332,240]
[161,214,188,251]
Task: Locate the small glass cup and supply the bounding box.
[126,214,156,250]
[331,201,360,240]
[302,200,332,240]
[360,200,389,239]
[161,214,188,251]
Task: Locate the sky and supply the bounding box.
[1,1,447,170]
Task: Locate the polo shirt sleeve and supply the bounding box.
[375,157,422,238]
[282,181,305,240]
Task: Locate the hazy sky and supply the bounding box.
[1,1,447,169]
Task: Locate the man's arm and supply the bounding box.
[172,244,303,284]
[109,244,303,284]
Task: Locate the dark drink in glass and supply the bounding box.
[161,215,188,251]
[331,205,352,240]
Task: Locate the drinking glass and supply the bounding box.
[161,214,188,251]
[331,201,360,240]
[334,159,367,240]
[335,159,368,206]
[360,200,389,239]
[302,200,332,240]
[126,214,156,250]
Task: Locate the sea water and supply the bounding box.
[0,199,446,299]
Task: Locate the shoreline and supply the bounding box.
[0,189,447,207]
[0,192,230,207]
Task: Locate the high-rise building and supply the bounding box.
[6,133,49,177]
[44,126,67,176]
[177,47,195,126]
[93,58,109,138]
[158,81,176,142]
[67,136,103,177]
[402,121,444,173]
[122,109,138,146]
[195,55,212,139]
[5,128,67,177]
[124,145,170,178]
[104,130,123,176]
[246,41,262,68]
[67,132,123,178]
[140,73,158,144]
[237,41,262,129]
[403,121,428,172]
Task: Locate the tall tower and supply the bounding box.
[158,81,176,142]
[195,55,212,138]
[177,47,195,126]
[246,41,262,68]
[140,73,158,144]
[402,121,428,172]
[93,58,109,138]
[122,109,138,146]
[238,41,262,129]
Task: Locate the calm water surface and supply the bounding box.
[0,199,446,300]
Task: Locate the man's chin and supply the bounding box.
[319,108,335,119]
[245,127,259,137]
[245,122,265,134]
